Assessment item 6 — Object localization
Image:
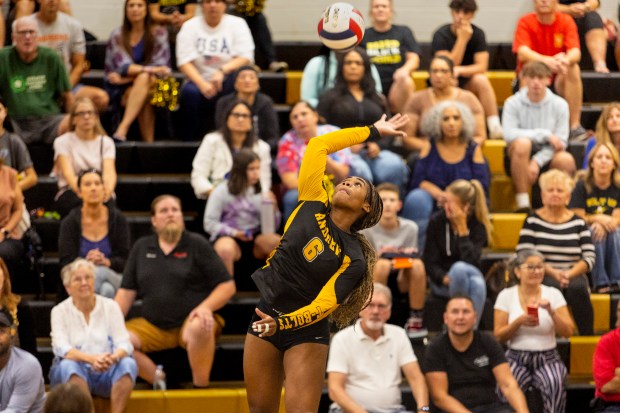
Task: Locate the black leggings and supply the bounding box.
[543,274,593,335]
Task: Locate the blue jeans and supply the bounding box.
[282,189,299,224]
[431,261,487,327]
[401,188,434,250]
[361,150,408,190]
[591,228,620,288]
[49,357,138,398]
[94,266,122,299]
[350,154,374,183]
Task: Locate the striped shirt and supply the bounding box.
[516,213,595,271]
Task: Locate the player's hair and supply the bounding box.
[330,178,383,327]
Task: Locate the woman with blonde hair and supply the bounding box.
[570,142,620,292]
[423,178,492,327]
[517,169,595,335]
[53,97,117,217]
[582,102,620,168]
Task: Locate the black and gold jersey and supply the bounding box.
[252,126,376,331]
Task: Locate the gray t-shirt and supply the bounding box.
[0,131,33,172]
[361,217,419,255]
[26,12,86,72]
[0,347,46,413]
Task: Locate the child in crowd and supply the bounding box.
[361,183,427,338]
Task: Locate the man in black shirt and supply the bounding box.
[431,0,502,139]
[423,295,528,413]
[115,195,236,388]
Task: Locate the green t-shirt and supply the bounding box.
[0,46,71,118]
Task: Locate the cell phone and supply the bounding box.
[527,305,539,325]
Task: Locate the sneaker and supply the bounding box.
[569,125,588,142]
[489,124,503,140]
[404,316,428,338]
[269,61,289,72]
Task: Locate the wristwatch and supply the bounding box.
[2,229,9,238]
[418,407,430,412]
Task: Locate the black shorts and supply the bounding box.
[574,11,604,36]
[503,142,550,177]
[247,299,330,352]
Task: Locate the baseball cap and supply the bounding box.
[0,308,13,328]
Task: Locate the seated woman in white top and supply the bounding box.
[53,97,117,217]
[191,99,271,200]
[494,249,574,413]
[49,258,137,412]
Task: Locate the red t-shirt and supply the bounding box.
[593,328,620,402]
[512,12,580,72]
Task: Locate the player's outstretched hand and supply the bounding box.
[252,308,277,337]
[373,114,409,137]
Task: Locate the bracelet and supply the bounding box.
[418,407,430,412]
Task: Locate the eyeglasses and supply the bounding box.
[343,60,364,66]
[75,110,95,118]
[430,68,451,74]
[16,30,36,38]
[230,112,251,120]
[521,264,545,272]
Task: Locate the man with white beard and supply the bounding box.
[115,194,235,388]
[326,283,430,413]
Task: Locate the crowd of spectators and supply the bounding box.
[2,0,620,411]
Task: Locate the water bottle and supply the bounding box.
[153,365,166,390]
[260,196,275,235]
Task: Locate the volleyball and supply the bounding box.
[317,2,365,52]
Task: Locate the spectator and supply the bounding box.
[58,170,129,298]
[191,99,271,200]
[53,97,117,218]
[423,179,492,327]
[0,257,36,355]
[583,102,620,169]
[149,0,196,68]
[570,142,620,293]
[423,295,528,413]
[360,0,420,113]
[318,47,408,192]
[502,61,576,212]
[0,159,24,277]
[50,259,137,413]
[403,55,486,149]
[0,306,46,413]
[204,149,281,276]
[0,17,72,144]
[326,282,430,413]
[105,0,172,143]
[115,195,236,388]
[301,45,383,109]
[26,0,109,112]
[44,383,93,413]
[226,0,287,72]
[0,97,37,191]
[592,300,620,411]
[215,65,279,153]
[558,0,609,73]
[176,0,254,141]
[432,0,502,139]
[401,100,489,248]
[513,0,586,141]
[276,100,359,221]
[360,183,427,338]
[494,249,574,413]
[517,169,596,335]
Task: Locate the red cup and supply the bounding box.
[527,305,539,326]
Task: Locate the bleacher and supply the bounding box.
[18,40,620,412]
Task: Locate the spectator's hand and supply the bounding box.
[379,245,400,254]
[91,353,113,372]
[235,230,253,242]
[366,142,381,158]
[186,306,214,337]
[595,214,617,233]
[543,56,563,74]
[252,308,277,337]
[442,275,450,286]
[548,134,565,152]
[568,2,587,17]
[591,222,607,242]
[86,249,109,266]
[557,271,570,289]
[171,11,183,29]
[152,66,172,78]
[393,67,410,82]
[210,69,225,93]
[436,191,448,208]
[518,313,538,327]
[453,66,464,79]
[527,160,540,184]
[373,114,409,137]
[107,72,123,85]
[198,81,217,99]
[455,21,473,41]
[538,299,552,314]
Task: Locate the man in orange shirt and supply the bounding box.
[513,0,585,141]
